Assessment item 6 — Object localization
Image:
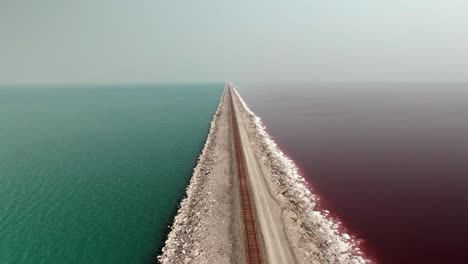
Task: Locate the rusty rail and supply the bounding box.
[229,87,263,264]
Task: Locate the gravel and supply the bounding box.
[158,88,246,264]
[232,86,370,264]
[159,84,371,264]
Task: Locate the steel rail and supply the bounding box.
[229,87,263,264]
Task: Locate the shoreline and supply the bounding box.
[159,83,369,263]
[158,87,246,264]
[232,86,368,263]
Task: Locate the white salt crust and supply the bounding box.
[158,85,371,264]
[233,86,370,264]
[158,90,237,264]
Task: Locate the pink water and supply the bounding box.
[237,83,468,264]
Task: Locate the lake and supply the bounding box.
[237,82,468,264]
[0,84,222,263]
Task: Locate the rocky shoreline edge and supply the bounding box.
[232,87,369,264]
[158,90,226,264]
[158,84,369,264]
[158,88,245,264]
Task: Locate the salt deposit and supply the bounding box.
[159,83,371,264]
[232,85,369,264]
[158,88,246,264]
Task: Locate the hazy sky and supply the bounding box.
[1,1,467,84]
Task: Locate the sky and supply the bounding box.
[1,0,467,84]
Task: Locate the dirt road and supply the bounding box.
[229,85,296,264]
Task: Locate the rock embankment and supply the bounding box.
[232,87,368,264]
[158,87,245,264]
[159,83,370,264]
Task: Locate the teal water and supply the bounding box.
[0,84,222,264]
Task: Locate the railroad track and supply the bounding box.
[229,87,263,264]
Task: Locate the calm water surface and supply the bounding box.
[238,83,468,264]
[0,84,222,264]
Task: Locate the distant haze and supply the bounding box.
[1,1,467,84]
